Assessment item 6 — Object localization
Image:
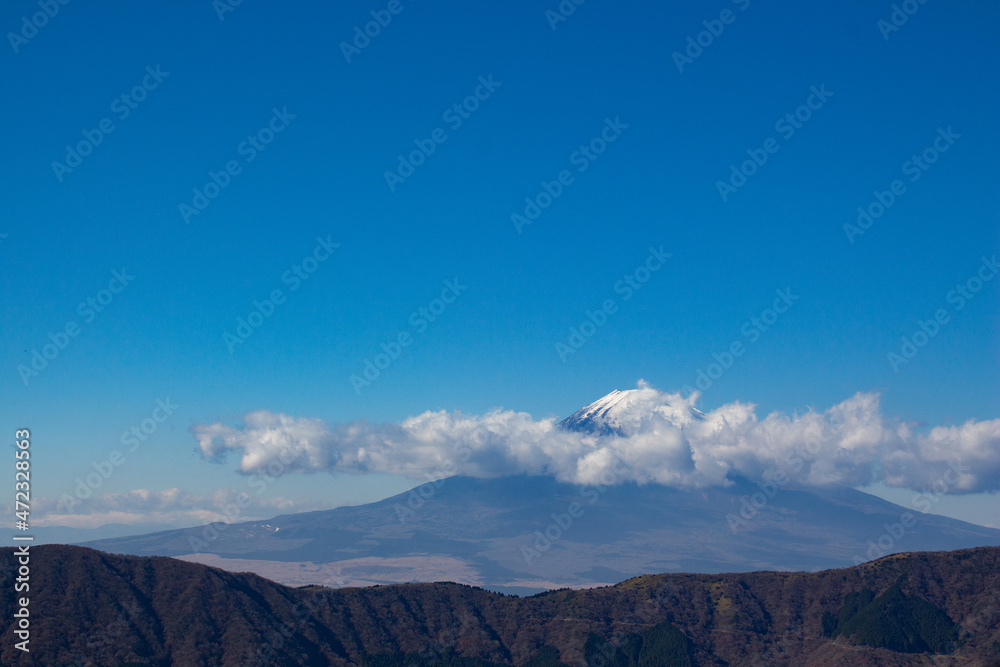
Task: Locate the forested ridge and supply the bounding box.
[2,545,999,666]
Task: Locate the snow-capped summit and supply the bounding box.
[559,382,705,436]
[559,389,631,435]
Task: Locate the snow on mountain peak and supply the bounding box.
[559,383,705,436]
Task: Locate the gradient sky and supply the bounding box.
[2,0,998,528]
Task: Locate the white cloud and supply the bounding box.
[190,383,1000,493]
[31,488,325,529]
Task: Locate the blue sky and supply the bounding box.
[1,0,998,528]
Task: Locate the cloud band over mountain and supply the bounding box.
[192,383,1000,493]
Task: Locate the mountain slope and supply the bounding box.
[81,474,1000,591]
[3,545,1000,666]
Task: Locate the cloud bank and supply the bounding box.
[191,383,1000,493]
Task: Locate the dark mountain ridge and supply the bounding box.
[3,544,1000,666]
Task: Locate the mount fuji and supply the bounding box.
[82,389,1000,594]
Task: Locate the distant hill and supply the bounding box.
[81,474,1000,592]
[2,544,1000,666]
[0,521,178,545]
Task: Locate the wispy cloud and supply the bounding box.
[191,382,1000,493]
[30,488,324,529]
